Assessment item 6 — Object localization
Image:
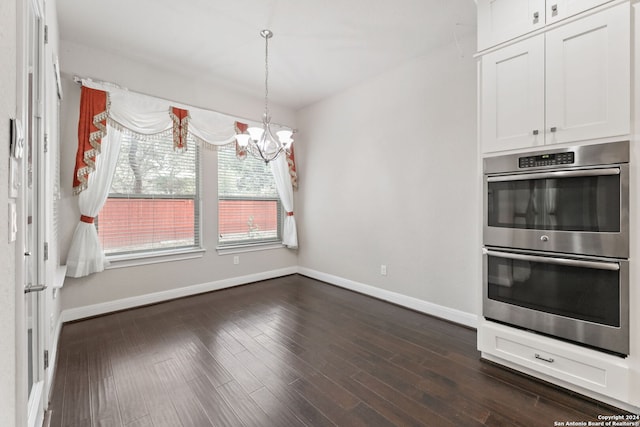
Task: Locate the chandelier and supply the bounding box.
[235,29,294,163]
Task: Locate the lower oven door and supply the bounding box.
[483,248,629,355]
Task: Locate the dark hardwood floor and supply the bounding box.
[49,274,627,426]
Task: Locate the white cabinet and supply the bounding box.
[479,321,630,403]
[477,0,545,51]
[481,36,545,152]
[545,4,629,144]
[481,2,630,153]
[478,0,615,51]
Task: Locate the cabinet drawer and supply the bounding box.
[495,336,607,385]
[480,322,629,402]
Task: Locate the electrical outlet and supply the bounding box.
[233,256,240,265]
[380,264,387,276]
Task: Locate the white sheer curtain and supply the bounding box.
[66,128,123,278]
[270,154,298,248]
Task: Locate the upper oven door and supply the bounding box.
[484,164,629,258]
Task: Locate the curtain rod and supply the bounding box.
[71,74,295,131]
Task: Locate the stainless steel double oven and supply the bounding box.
[483,141,629,356]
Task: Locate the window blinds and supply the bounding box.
[217,144,281,246]
[98,133,200,255]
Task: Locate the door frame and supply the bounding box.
[16,0,48,425]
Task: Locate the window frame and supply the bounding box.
[97,134,202,262]
[216,146,283,250]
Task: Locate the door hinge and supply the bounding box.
[43,242,49,261]
[44,133,49,153]
[44,25,49,44]
[44,350,49,370]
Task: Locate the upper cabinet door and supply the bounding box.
[545,2,630,145]
[481,35,545,153]
[478,0,545,51]
[546,0,614,25]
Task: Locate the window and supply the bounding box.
[97,133,200,256]
[217,144,281,247]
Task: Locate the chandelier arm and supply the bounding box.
[257,133,269,163]
[266,128,284,162]
[247,142,283,164]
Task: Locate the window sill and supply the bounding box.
[106,248,206,269]
[216,242,285,255]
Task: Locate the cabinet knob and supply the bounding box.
[533,11,539,24]
[550,127,557,133]
[551,4,558,17]
[533,130,539,135]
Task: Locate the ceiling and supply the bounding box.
[57,0,477,110]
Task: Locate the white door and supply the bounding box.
[21,1,47,426]
[477,0,545,51]
[481,34,545,153]
[545,2,630,145]
[546,0,614,25]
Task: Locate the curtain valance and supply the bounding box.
[73,78,297,195]
[81,78,262,144]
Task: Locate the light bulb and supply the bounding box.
[277,130,293,143]
[247,127,264,141]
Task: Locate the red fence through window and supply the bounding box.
[98,198,195,252]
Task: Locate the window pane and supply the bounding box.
[99,197,196,253]
[111,133,197,195]
[218,145,281,245]
[98,133,200,256]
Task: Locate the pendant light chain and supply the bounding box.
[264,31,270,118]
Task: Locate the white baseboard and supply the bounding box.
[60,267,298,323]
[59,265,477,328]
[297,267,478,329]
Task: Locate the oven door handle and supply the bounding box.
[485,250,620,271]
[486,167,620,182]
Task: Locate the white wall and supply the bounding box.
[296,34,480,318]
[0,0,17,424]
[57,41,298,312]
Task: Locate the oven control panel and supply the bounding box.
[518,152,575,168]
